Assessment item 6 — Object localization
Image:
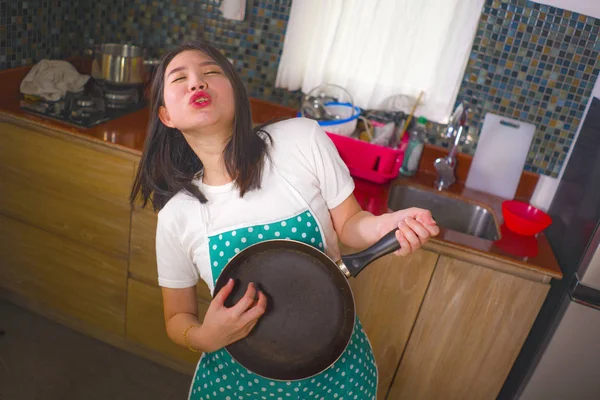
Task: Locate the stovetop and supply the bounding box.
[20,79,147,129]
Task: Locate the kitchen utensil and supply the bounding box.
[357,115,373,142]
[502,200,552,236]
[213,229,400,380]
[88,44,157,85]
[399,90,424,140]
[465,113,536,199]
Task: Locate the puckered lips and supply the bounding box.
[189,91,212,108]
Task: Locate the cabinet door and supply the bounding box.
[388,256,549,400]
[126,278,209,365]
[0,214,127,335]
[129,205,213,302]
[0,122,134,258]
[129,205,160,284]
[342,246,439,399]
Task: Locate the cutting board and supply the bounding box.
[465,113,536,199]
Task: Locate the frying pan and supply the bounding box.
[213,228,400,381]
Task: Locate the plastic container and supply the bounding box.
[502,200,553,236]
[298,102,361,137]
[400,116,427,176]
[325,132,405,184]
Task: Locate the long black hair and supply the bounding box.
[130,40,273,211]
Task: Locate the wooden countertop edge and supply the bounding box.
[424,239,555,284]
[0,111,143,160]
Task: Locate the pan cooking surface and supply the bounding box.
[217,246,354,380]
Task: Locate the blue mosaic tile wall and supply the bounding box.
[446,0,600,176]
[84,0,301,107]
[0,0,86,69]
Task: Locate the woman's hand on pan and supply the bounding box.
[194,279,267,353]
[376,207,439,256]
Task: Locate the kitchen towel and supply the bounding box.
[20,60,90,101]
[219,0,246,21]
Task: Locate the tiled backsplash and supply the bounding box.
[2,0,600,176]
[0,0,86,68]
[83,0,300,107]
[449,0,600,176]
[1,0,299,106]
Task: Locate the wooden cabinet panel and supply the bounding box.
[342,246,439,399]
[130,205,212,301]
[126,278,209,365]
[130,206,159,283]
[388,256,549,400]
[0,122,134,257]
[0,214,127,335]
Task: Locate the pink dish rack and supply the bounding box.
[325,132,405,184]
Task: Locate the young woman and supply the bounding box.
[131,40,439,400]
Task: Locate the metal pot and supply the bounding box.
[88,44,158,85]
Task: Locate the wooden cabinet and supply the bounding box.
[128,203,214,366]
[130,205,212,301]
[0,213,127,335]
[388,256,549,400]
[130,205,160,284]
[0,122,134,258]
[342,246,439,399]
[126,278,208,366]
[0,117,555,390]
[0,122,133,336]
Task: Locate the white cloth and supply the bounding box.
[275,0,485,123]
[219,0,246,21]
[20,60,90,101]
[155,118,355,292]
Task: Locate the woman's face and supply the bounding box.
[159,50,235,134]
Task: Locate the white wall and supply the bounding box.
[532,0,600,18]
[530,76,600,210]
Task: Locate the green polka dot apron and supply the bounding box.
[189,171,377,400]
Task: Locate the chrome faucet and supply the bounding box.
[434,103,469,190]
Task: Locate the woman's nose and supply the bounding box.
[189,77,207,92]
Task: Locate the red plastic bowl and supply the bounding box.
[502,200,552,236]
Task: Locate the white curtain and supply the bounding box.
[275,0,485,123]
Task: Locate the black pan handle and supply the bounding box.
[340,228,400,277]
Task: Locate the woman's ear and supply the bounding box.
[159,105,176,128]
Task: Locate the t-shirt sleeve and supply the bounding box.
[155,210,200,289]
[307,120,355,209]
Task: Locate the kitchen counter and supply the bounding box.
[352,173,561,279]
[0,93,562,281]
[0,96,150,155]
[0,55,561,282]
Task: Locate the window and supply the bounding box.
[275,0,485,123]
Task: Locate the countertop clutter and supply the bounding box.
[0,59,562,400]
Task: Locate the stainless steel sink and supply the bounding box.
[387,185,500,241]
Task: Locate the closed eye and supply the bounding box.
[172,76,186,83]
[205,70,221,75]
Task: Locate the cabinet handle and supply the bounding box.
[570,277,600,311]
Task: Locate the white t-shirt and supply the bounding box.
[155,117,355,293]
